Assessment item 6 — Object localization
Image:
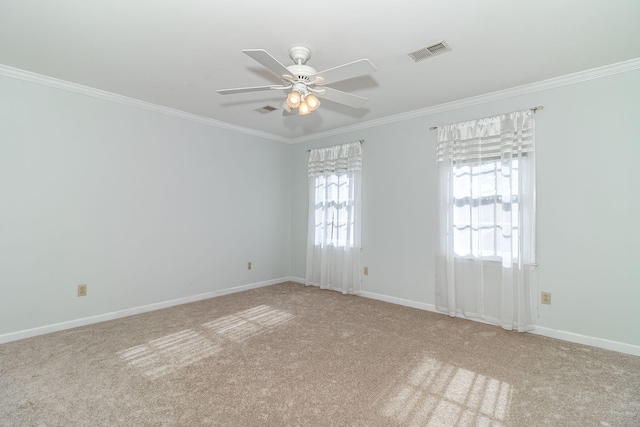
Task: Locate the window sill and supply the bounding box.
[453,256,538,270]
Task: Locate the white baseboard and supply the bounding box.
[0,277,288,345]
[529,327,640,357]
[288,276,306,284]
[360,290,437,312]
[359,290,640,357]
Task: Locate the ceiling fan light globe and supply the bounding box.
[279,99,292,112]
[298,100,311,115]
[305,94,321,111]
[286,91,301,108]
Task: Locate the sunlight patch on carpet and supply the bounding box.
[201,305,295,342]
[117,329,220,379]
[383,356,512,426]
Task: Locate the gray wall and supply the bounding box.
[290,69,640,347]
[0,76,291,335]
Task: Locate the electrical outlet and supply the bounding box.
[78,284,87,297]
[364,266,369,276]
[541,292,551,305]
[247,262,252,270]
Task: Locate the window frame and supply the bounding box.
[450,155,527,261]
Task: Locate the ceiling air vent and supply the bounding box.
[254,105,278,114]
[408,40,451,62]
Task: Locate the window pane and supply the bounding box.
[453,227,471,257]
[313,173,355,248]
[452,158,521,260]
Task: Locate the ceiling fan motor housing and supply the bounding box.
[287,46,318,84]
[286,65,316,82]
[288,46,311,64]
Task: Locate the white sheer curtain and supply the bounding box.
[306,141,362,294]
[435,110,536,331]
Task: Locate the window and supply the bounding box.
[435,109,536,331]
[311,173,355,248]
[306,141,362,294]
[452,157,524,260]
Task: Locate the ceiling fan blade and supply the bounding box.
[318,87,369,108]
[312,59,377,85]
[243,49,291,79]
[217,85,280,95]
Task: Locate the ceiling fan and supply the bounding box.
[217,46,377,116]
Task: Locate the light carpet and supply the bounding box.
[1,282,639,426]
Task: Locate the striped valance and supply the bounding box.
[437,110,534,162]
[308,141,362,177]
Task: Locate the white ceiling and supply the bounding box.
[1,0,639,141]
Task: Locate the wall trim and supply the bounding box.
[0,277,288,345]
[359,290,640,357]
[289,57,640,143]
[528,327,640,357]
[0,64,290,144]
[360,290,437,312]
[2,58,639,145]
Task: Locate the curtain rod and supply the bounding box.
[429,106,544,131]
[307,140,364,152]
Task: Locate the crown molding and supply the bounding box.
[2,58,639,145]
[0,64,290,144]
[289,57,640,144]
